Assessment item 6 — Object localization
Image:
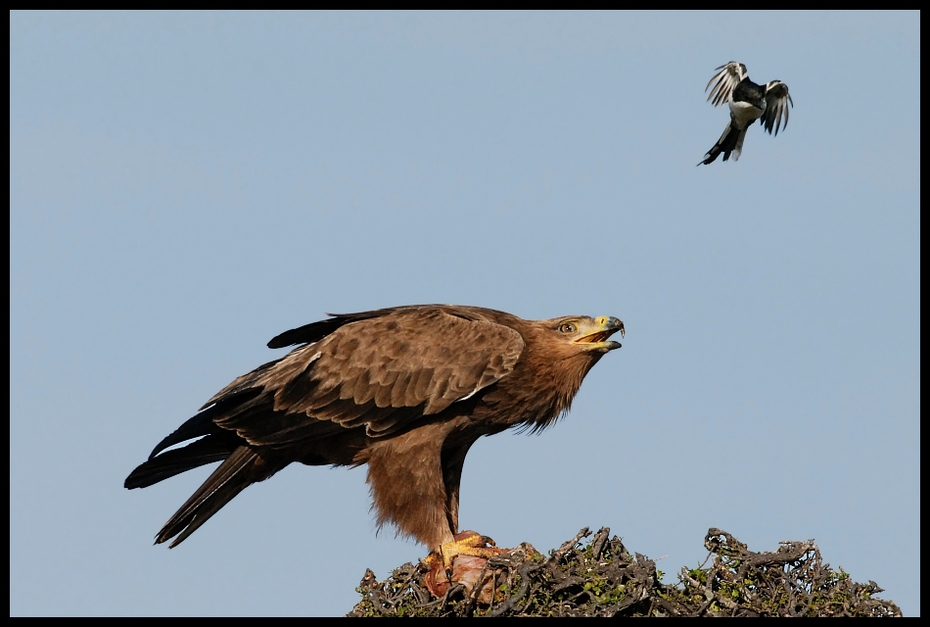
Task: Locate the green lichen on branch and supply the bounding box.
[347,527,901,617]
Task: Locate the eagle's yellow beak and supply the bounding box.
[574,316,624,352]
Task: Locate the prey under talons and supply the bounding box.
[423,531,507,598]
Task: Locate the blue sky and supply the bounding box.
[11,11,919,616]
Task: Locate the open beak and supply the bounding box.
[575,316,624,352]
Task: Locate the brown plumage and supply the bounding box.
[124,304,624,555]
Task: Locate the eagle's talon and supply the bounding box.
[423,530,509,598]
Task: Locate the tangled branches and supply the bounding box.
[347,527,901,617]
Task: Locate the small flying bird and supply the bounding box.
[698,61,793,165]
[124,305,624,594]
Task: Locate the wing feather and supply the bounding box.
[381,370,409,408]
[761,81,792,136]
[412,367,434,401]
[705,62,747,108]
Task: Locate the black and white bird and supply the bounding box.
[698,61,793,166]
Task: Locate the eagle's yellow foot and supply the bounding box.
[423,530,507,598]
[437,530,505,571]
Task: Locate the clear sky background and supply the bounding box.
[10,11,919,617]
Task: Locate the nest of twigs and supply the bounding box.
[347,527,901,617]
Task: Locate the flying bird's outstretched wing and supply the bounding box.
[760,80,793,136]
[704,61,748,108]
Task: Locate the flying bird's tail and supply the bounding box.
[698,120,748,166]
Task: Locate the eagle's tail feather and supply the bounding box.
[124,435,239,489]
[153,446,277,547]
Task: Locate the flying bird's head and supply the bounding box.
[551,315,625,355]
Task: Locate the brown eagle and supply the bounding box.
[124,304,623,572]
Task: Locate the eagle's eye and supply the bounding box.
[558,322,577,334]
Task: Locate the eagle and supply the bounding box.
[124,304,624,580]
